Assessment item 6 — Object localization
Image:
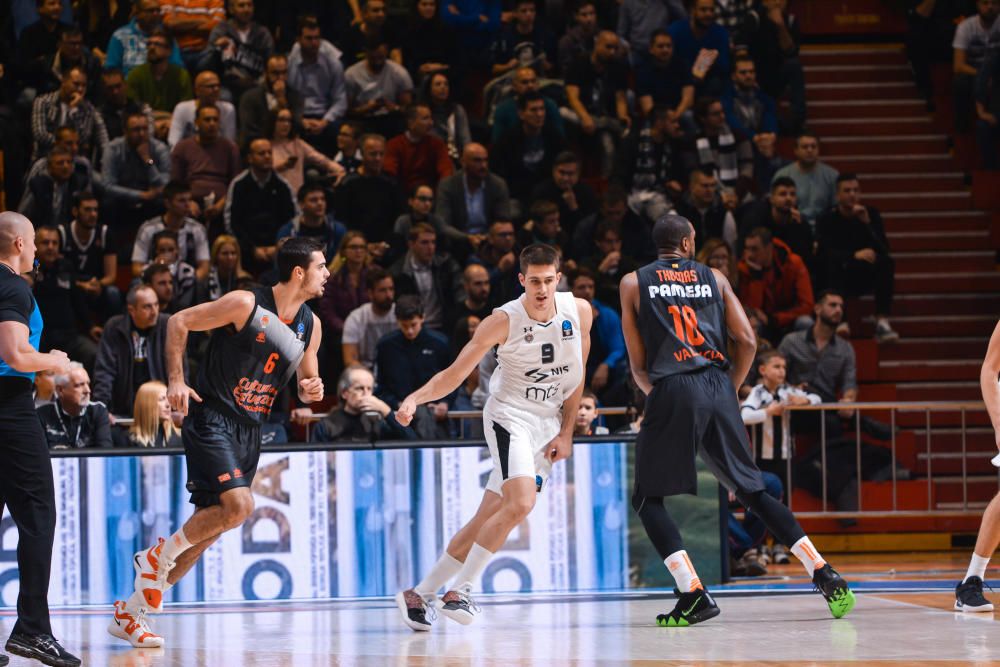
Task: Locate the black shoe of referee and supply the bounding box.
[6,633,80,667]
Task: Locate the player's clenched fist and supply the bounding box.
[395,396,417,426]
[298,376,324,403]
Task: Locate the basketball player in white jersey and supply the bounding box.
[394,243,592,630]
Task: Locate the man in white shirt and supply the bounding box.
[954,0,1000,131]
[132,181,211,280]
[168,71,237,147]
[341,268,397,370]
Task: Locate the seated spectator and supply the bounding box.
[161,0,225,72]
[817,174,899,343]
[340,0,403,67]
[19,146,90,228]
[749,0,805,134]
[390,223,464,332]
[33,225,98,369]
[491,91,567,207]
[23,25,102,101]
[721,55,778,142]
[168,71,238,147]
[570,267,628,402]
[208,0,275,103]
[97,68,155,142]
[559,0,598,75]
[635,29,694,119]
[738,176,813,264]
[696,237,737,288]
[24,125,96,193]
[418,72,470,163]
[59,192,121,319]
[975,45,1000,168]
[686,96,753,194]
[572,184,651,262]
[771,132,838,225]
[102,110,171,229]
[738,226,814,341]
[334,134,405,248]
[456,264,494,321]
[440,0,502,59]
[436,143,512,251]
[144,237,197,312]
[529,151,597,238]
[612,105,685,224]
[384,103,454,192]
[469,219,522,303]
[518,200,572,260]
[287,15,347,155]
[269,108,345,195]
[318,231,372,342]
[31,66,108,163]
[342,267,397,369]
[490,0,555,76]
[170,104,242,220]
[126,27,194,113]
[333,121,364,175]
[93,284,171,417]
[400,0,457,82]
[17,0,72,85]
[716,0,758,49]
[393,185,448,249]
[133,181,211,279]
[674,167,738,250]
[225,138,297,271]
[35,369,56,408]
[128,380,182,447]
[375,295,452,436]
[203,234,253,301]
[276,182,348,260]
[562,31,631,177]
[668,0,730,95]
[574,389,609,436]
[491,65,565,143]
[345,37,415,139]
[583,221,639,310]
[953,0,1000,132]
[239,53,305,146]
[38,362,112,448]
[105,0,185,77]
[312,365,411,442]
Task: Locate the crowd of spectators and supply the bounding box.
[1,0,903,449]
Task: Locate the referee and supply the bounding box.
[0,213,80,667]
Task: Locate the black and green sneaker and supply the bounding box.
[813,563,856,619]
[656,588,720,627]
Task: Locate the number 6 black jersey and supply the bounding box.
[636,258,729,383]
[488,291,583,419]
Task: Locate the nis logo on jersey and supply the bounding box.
[648,268,713,299]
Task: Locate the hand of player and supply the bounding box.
[168,379,202,416]
[545,432,573,463]
[298,376,324,403]
[47,349,72,375]
[395,396,418,426]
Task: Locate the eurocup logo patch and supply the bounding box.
[296,321,306,340]
[561,320,573,338]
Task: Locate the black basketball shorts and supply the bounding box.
[183,402,262,507]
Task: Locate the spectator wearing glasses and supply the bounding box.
[238,53,305,147]
[168,71,237,147]
[125,27,194,113]
[38,362,112,449]
[105,0,185,77]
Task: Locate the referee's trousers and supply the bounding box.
[0,378,55,636]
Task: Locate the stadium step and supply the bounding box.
[810,117,937,136]
[878,359,980,382]
[799,46,908,67]
[880,210,990,233]
[895,271,1000,294]
[820,134,949,156]
[804,64,917,84]
[808,81,921,101]
[892,250,994,272]
[863,191,971,212]
[886,230,987,252]
[857,314,997,338]
[895,381,982,401]
[855,292,1000,317]
[877,337,987,362]
[807,98,928,120]
[859,172,967,193]
[827,153,957,173]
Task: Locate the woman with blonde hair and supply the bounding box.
[697,238,738,289]
[204,234,253,301]
[318,231,371,340]
[129,381,181,447]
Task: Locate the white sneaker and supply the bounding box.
[772,543,791,565]
[875,320,900,343]
[108,600,164,648]
[439,587,482,625]
[133,538,175,612]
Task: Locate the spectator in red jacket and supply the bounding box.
[384,102,454,193]
[738,225,814,344]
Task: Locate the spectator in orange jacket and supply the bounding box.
[737,226,814,344]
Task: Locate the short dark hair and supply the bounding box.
[55,125,78,140]
[514,0,535,7]
[141,262,172,283]
[795,130,819,145]
[298,14,320,34]
[745,226,773,245]
[689,165,716,183]
[694,96,721,119]
[516,90,544,110]
[408,222,437,241]
[836,172,859,185]
[530,199,559,221]
[73,191,98,209]
[147,26,170,42]
[731,53,754,72]
[651,214,693,251]
[60,25,83,41]
[163,180,191,201]
[519,243,560,273]
[102,67,124,80]
[151,229,179,249]
[126,283,155,306]
[649,28,671,43]
[553,150,580,168]
[650,104,673,123]
[574,0,596,13]
[756,349,784,367]
[277,236,324,282]
[297,182,326,203]
[364,34,388,52]
[47,145,73,160]
[816,288,844,305]
[195,103,219,119]
[395,294,424,320]
[571,265,597,285]
[405,102,430,124]
[602,183,628,206]
[594,220,621,241]
[771,176,796,191]
[125,110,149,128]
[36,225,61,239]
[365,266,392,290]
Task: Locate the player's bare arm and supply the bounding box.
[981,320,1000,451]
[166,290,256,415]
[546,297,594,464]
[395,311,510,426]
[297,313,324,405]
[712,267,757,392]
[619,271,652,395]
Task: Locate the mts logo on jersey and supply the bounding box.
[524,365,570,382]
[525,385,560,402]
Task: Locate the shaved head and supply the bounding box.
[652,214,695,256]
[0,212,35,272]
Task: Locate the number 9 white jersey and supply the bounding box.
[487,291,584,419]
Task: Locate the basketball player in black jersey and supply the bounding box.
[620,215,855,626]
[108,237,328,648]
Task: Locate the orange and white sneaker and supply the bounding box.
[133,538,175,612]
[108,600,164,648]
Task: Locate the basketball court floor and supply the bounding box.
[2,554,997,666]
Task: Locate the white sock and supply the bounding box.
[791,536,827,577]
[452,543,494,592]
[414,552,464,598]
[664,550,702,592]
[161,528,193,563]
[965,552,991,583]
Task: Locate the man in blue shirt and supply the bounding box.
[104,0,185,77]
[668,0,730,96]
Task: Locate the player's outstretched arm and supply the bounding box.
[546,298,594,464]
[713,267,757,391]
[619,271,652,396]
[395,311,509,427]
[297,313,325,404]
[166,290,256,415]
[981,320,1000,452]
